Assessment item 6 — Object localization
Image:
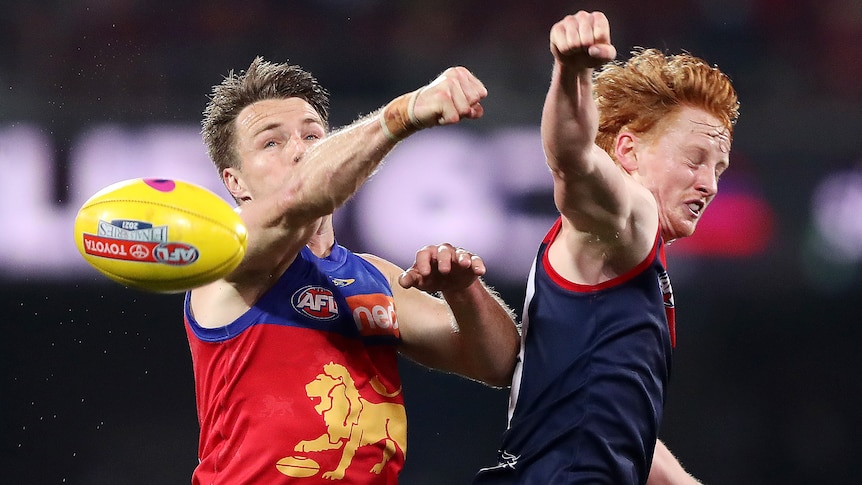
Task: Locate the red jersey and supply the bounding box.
[184,244,405,484]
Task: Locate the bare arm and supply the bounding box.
[541,11,658,282]
[543,12,631,239]
[275,68,487,227]
[192,68,487,326]
[363,245,520,387]
[229,115,396,283]
[236,66,488,280]
[647,439,703,485]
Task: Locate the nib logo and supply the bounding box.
[346,294,400,338]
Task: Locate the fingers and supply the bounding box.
[435,244,455,274]
[550,11,616,66]
[398,244,486,290]
[414,67,487,127]
[398,267,420,289]
[465,252,486,276]
[398,245,437,290]
[410,244,437,276]
[410,243,462,275]
[435,244,485,275]
[447,67,487,121]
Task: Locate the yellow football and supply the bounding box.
[73,178,247,293]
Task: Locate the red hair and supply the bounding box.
[594,48,739,157]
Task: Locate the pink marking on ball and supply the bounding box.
[144,178,176,192]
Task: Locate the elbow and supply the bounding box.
[483,370,516,389]
[475,332,521,388]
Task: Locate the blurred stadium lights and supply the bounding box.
[3,122,776,283]
[811,166,862,263]
[801,164,862,292]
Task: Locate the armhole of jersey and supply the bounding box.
[540,217,662,292]
[187,248,319,343]
[184,285,270,344]
[183,291,212,340]
[354,253,393,288]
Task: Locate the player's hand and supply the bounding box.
[550,11,616,70]
[412,67,487,128]
[398,243,486,293]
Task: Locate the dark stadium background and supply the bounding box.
[3,1,861,484]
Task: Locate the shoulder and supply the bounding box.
[190,252,301,329]
[189,278,253,329]
[552,184,659,285]
[355,253,437,317]
[356,253,404,281]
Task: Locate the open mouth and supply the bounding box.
[686,201,704,217]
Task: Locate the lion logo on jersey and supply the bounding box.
[282,363,406,480]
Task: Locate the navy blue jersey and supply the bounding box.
[475,218,675,485]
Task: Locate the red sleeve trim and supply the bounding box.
[541,217,661,292]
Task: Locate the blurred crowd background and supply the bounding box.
[2,1,862,484]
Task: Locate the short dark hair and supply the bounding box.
[201,57,330,175]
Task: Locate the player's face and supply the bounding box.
[636,106,730,242]
[231,97,326,200]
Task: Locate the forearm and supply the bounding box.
[647,439,702,485]
[290,112,397,218]
[441,279,520,387]
[289,65,485,220]
[541,62,600,171]
[232,113,397,275]
[541,62,629,233]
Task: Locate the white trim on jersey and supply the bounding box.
[506,254,538,426]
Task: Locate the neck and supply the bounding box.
[306,215,335,258]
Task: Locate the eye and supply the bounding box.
[304,133,321,141]
[264,140,278,148]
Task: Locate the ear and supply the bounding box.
[614,132,639,174]
[223,167,250,203]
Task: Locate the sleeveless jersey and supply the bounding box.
[475,218,675,485]
[184,243,406,484]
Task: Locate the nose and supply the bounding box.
[289,134,312,162]
[696,167,718,197]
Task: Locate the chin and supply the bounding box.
[681,223,698,238]
[661,213,697,241]
[668,222,697,241]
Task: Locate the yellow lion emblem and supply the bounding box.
[286,362,407,480]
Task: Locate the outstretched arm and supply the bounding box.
[194,68,487,326]
[541,12,635,242]
[363,244,519,387]
[235,67,488,278]
[543,11,616,169]
[541,11,659,283]
[287,67,487,222]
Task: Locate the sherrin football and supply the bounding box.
[74,178,248,293]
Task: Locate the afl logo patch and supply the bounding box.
[292,286,339,320]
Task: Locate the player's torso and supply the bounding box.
[185,244,406,484]
[489,220,673,484]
